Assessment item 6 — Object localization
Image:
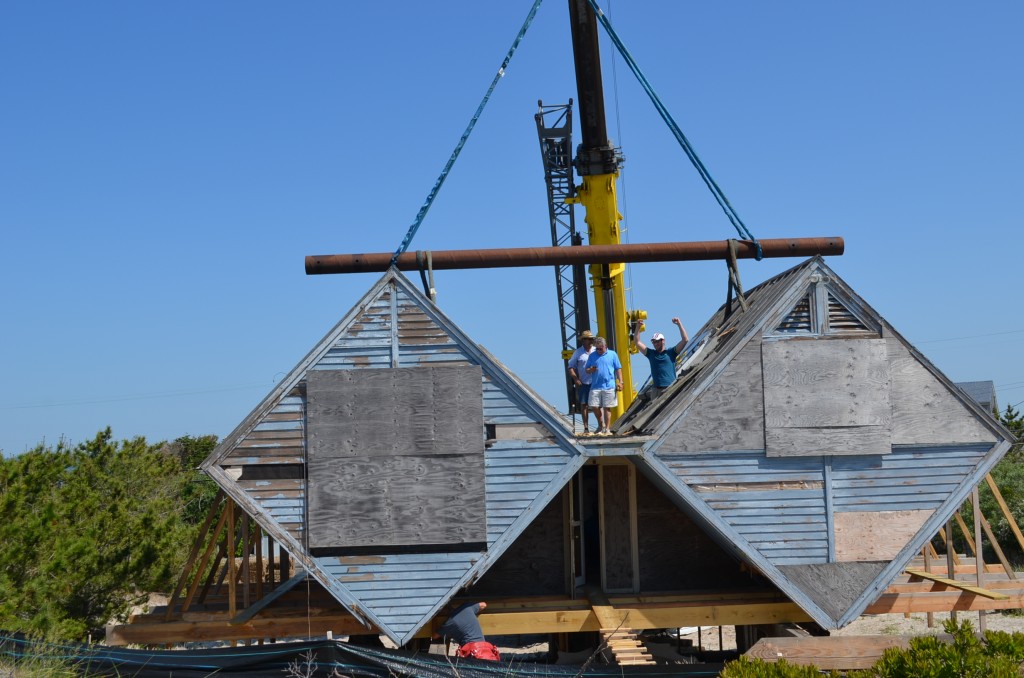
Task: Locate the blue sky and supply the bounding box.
[2,1,1022,454]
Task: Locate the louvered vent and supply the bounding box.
[828,293,870,332]
[775,294,813,333]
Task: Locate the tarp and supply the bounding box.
[0,633,724,677]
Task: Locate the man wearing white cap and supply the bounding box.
[634,317,689,399]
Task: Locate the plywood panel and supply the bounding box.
[778,562,888,620]
[764,338,891,457]
[767,426,891,457]
[764,338,891,428]
[306,366,483,458]
[601,466,634,592]
[887,338,997,445]
[833,509,931,561]
[658,339,765,454]
[306,365,485,550]
[308,453,485,548]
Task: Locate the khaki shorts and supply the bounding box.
[588,388,618,408]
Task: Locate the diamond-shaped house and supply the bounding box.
[613,256,1014,628]
[201,269,586,645]
[201,257,1014,646]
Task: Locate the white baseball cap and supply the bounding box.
[652,332,665,341]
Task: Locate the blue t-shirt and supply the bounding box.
[645,347,679,387]
[585,349,622,391]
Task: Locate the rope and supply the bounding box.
[416,250,437,303]
[390,0,545,267]
[585,0,762,260]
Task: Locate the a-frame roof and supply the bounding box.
[617,256,1014,628]
[201,268,585,645]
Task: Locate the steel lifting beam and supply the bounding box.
[305,237,844,275]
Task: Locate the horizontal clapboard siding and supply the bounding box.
[483,379,536,425]
[238,478,305,540]
[832,445,990,512]
[317,552,476,640]
[485,441,568,544]
[227,394,305,465]
[662,453,829,565]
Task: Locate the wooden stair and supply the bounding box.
[601,628,655,666]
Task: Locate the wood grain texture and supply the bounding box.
[307,453,485,548]
[601,466,634,592]
[777,561,888,620]
[763,338,891,428]
[834,509,932,561]
[306,365,485,550]
[658,339,765,454]
[767,426,891,457]
[887,338,997,445]
[306,366,483,458]
[764,338,891,457]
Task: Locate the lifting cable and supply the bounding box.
[389,0,545,267]
[585,0,763,260]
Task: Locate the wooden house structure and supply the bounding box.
[110,257,1016,653]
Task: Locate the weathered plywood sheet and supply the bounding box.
[658,339,766,454]
[306,366,482,457]
[764,338,891,457]
[306,366,485,550]
[887,338,997,445]
[601,466,634,592]
[778,562,888,620]
[833,509,931,561]
[767,426,891,457]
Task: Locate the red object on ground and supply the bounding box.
[458,641,501,661]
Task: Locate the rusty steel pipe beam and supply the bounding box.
[305,237,844,275]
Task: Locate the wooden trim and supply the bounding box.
[164,491,224,620]
[980,512,1017,580]
[824,457,836,562]
[178,499,232,618]
[228,499,237,618]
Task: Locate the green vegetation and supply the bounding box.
[723,620,1024,677]
[0,429,219,641]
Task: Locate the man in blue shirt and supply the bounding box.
[634,316,688,399]
[584,337,622,436]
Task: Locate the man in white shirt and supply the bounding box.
[567,330,596,435]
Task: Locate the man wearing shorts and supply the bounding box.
[584,336,622,436]
[567,330,596,434]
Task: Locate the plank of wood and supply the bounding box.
[904,569,1008,599]
[767,426,891,457]
[986,474,1024,554]
[746,635,920,670]
[600,466,634,592]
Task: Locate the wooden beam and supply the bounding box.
[986,473,1024,554]
[746,635,925,670]
[107,613,372,646]
[176,498,231,618]
[904,569,1009,600]
[231,573,308,625]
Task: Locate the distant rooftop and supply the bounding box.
[956,380,997,414]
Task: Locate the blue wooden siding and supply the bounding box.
[316,552,476,640]
[661,453,829,565]
[485,441,569,544]
[832,445,990,513]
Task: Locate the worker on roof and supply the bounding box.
[634,316,689,399]
[584,336,622,436]
[432,601,500,661]
[567,330,597,435]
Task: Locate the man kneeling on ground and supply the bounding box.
[432,601,500,661]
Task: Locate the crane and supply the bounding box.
[558,0,642,422]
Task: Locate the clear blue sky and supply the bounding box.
[2,2,1022,455]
